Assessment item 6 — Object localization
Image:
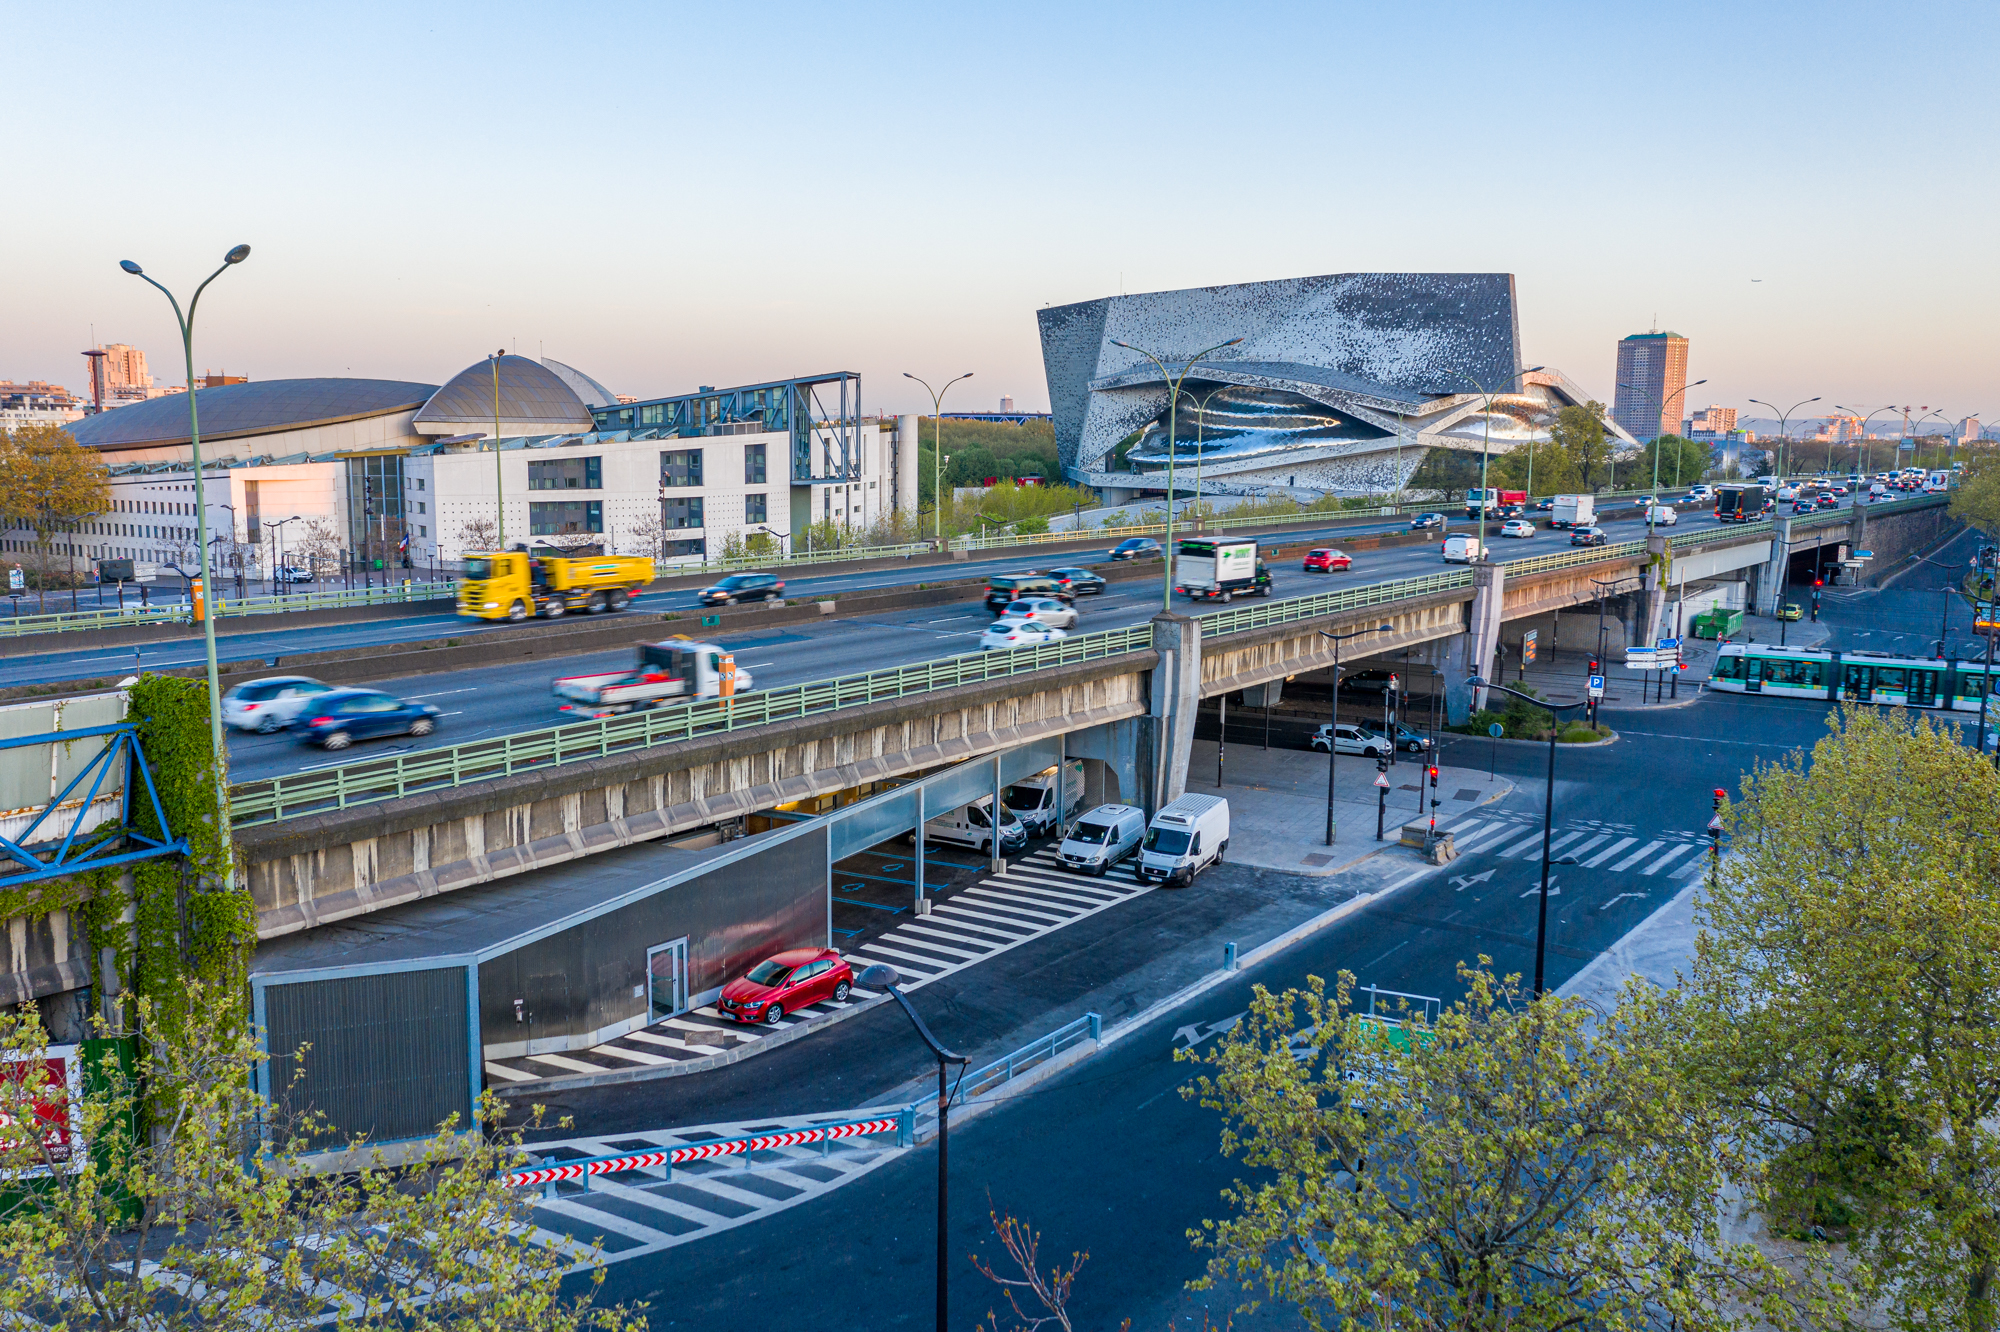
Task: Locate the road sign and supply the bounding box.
[1588,675,1605,698]
[6,566,21,591]
[1625,648,1659,669]
[1521,629,1538,664]
[1854,549,1874,560]
[1654,636,1680,651]
[1486,722,1504,738]
[1373,771,1391,788]
[1707,813,1723,833]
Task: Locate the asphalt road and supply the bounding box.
[55,502,1750,784]
[581,686,1848,1330]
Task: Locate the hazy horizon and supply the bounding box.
[6,0,1995,424]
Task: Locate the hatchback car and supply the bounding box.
[1302,548,1353,572]
[1816,494,1840,510]
[1792,499,1815,514]
[1108,538,1161,560]
[1408,512,1445,531]
[1499,519,1536,539]
[291,689,442,750]
[1337,669,1400,696]
[1569,526,1608,546]
[223,676,337,733]
[1045,566,1106,596]
[980,619,1069,651]
[1310,723,1392,757]
[717,948,853,1025]
[1534,498,1555,511]
[1361,720,1432,753]
[697,572,784,606]
[984,574,1071,615]
[1777,603,1804,622]
[1000,596,1078,628]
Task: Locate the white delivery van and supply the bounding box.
[1442,534,1484,564]
[1055,804,1146,876]
[1550,494,1595,529]
[1136,794,1230,886]
[1644,503,1679,526]
[919,797,1028,855]
[1004,761,1085,837]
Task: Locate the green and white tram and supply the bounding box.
[1709,643,2000,712]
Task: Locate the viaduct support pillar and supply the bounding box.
[1640,533,1670,648]
[1449,560,1505,722]
[1754,517,1793,616]
[1148,613,1201,815]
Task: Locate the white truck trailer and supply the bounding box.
[552,642,754,718]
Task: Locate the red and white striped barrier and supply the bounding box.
[506,1114,904,1191]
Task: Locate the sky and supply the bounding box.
[5,0,1996,424]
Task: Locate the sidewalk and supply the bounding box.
[1186,738,1514,874]
[1511,613,1832,711]
[1558,873,1706,1013]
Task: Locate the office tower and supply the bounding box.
[1611,330,1688,442]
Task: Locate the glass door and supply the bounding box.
[1744,656,1763,693]
[1909,669,1939,708]
[647,938,689,1022]
[1844,663,1873,702]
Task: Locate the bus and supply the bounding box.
[1707,643,2000,712]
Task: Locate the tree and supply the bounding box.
[292,517,344,581]
[0,424,111,612]
[0,983,645,1331]
[455,515,499,557]
[1679,708,2000,1332]
[1950,453,2000,539]
[1636,434,1714,491]
[1185,964,1806,1332]
[1547,401,1614,492]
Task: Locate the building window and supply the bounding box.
[745,443,766,485]
[745,493,767,524]
[662,538,706,558]
[662,497,704,529]
[661,449,703,488]
[529,500,603,535]
[639,403,664,426]
[529,456,601,490]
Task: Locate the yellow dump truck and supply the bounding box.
[456,551,654,621]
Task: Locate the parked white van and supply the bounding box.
[1441,535,1484,564]
[1644,503,1679,526]
[1056,803,1146,876]
[919,797,1027,855]
[1137,794,1230,886]
[1004,760,1085,837]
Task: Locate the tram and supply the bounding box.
[1708,643,2000,711]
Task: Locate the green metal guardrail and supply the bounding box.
[0,581,459,639]
[226,496,1955,829]
[227,623,1157,827]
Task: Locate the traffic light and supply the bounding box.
[1387,673,1399,694]
[1587,658,1599,676]
[1375,756,1389,775]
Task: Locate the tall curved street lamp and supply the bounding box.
[1616,377,1708,529]
[1453,366,1545,532]
[1175,382,1227,518]
[121,243,250,878]
[1319,624,1393,844]
[1835,404,1899,479]
[904,372,974,542]
[1748,396,1821,480]
[1109,337,1244,611]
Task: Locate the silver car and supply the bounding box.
[1000,596,1079,629]
[222,675,337,733]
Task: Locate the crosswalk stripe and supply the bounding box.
[1583,836,1637,868]
[1545,830,1587,855]
[929,903,1038,932]
[527,1053,618,1076]
[956,891,1069,922]
[1568,833,1612,860]
[877,932,985,960]
[484,1061,538,1082]
[1003,866,1125,895]
[1457,825,1523,853]
[998,877,1124,904]
[981,880,1106,908]
[591,1045,672,1066]
[1611,839,1664,872]
[537,1197,677,1246]
[1640,843,1697,875]
[625,1029,720,1049]
[909,914,1019,943]
[1497,830,1553,857]
[853,943,948,972]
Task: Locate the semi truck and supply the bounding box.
[457,550,654,621]
[1714,486,1769,523]
[1175,537,1272,602]
[1465,488,1527,519]
[552,642,754,718]
[1549,495,1595,529]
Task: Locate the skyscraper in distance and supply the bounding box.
[1611,329,1688,443]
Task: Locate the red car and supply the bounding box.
[717,948,853,1025]
[1302,548,1352,573]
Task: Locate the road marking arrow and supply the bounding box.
[1451,869,1496,892]
[1518,880,1561,898]
[1173,1012,1245,1051]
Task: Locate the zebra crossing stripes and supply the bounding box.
[1446,821,1710,878]
[1609,839,1665,872]
[1640,843,1698,875]
[1582,836,1638,868]
[851,851,1152,992]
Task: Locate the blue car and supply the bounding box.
[291,688,443,751]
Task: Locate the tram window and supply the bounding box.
[1768,660,1800,685]
[1712,654,1744,681]
[1876,667,1906,691]
[1798,661,1823,687]
[1844,665,1872,691]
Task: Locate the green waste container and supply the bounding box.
[1693,608,1743,639]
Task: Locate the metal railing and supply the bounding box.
[1200,569,1475,637]
[0,580,457,639]
[904,1012,1102,1117]
[227,625,1155,827]
[662,541,932,575]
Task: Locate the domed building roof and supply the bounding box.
[68,378,438,452]
[541,357,618,410]
[413,355,593,434]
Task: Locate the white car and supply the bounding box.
[1499,519,1536,538]
[222,675,337,733]
[1309,723,1392,758]
[997,596,1079,629]
[980,618,1069,651]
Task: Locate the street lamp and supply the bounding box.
[1835,405,1900,480]
[1616,378,1708,528]
[1108,337,1245,612]
[1176,382,1228,521]
[1468,676,1592,994]
[121,243,250,878]
[1453,367,1545,532]
[904,372,974,542]
[1319,624,1394,844]
[1748,396,1821,481]
[853,963,968,1332]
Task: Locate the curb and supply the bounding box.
[492,993,890,1098]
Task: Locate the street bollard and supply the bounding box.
[1224,942,1237,972]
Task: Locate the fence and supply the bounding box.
[0,580,457,639]
[507,1111,906,1195]
[226,625,1155,827]
[906,1012,1101,1113]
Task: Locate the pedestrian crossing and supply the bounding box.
[1445,816,1711,879]
[848,848,1152,991]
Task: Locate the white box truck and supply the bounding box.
[1004,760,1084,836]
[1175,537,1271,602]
[552,642,753,718]
[1550,495,1595,529]
[1137,793,1230,885]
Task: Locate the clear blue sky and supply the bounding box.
[6,0,1995,424]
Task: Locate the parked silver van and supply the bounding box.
[1056,804,1145,876]
[919,797,1027,855]
[1004,760,1085,837]
[1137,794,1230,886]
